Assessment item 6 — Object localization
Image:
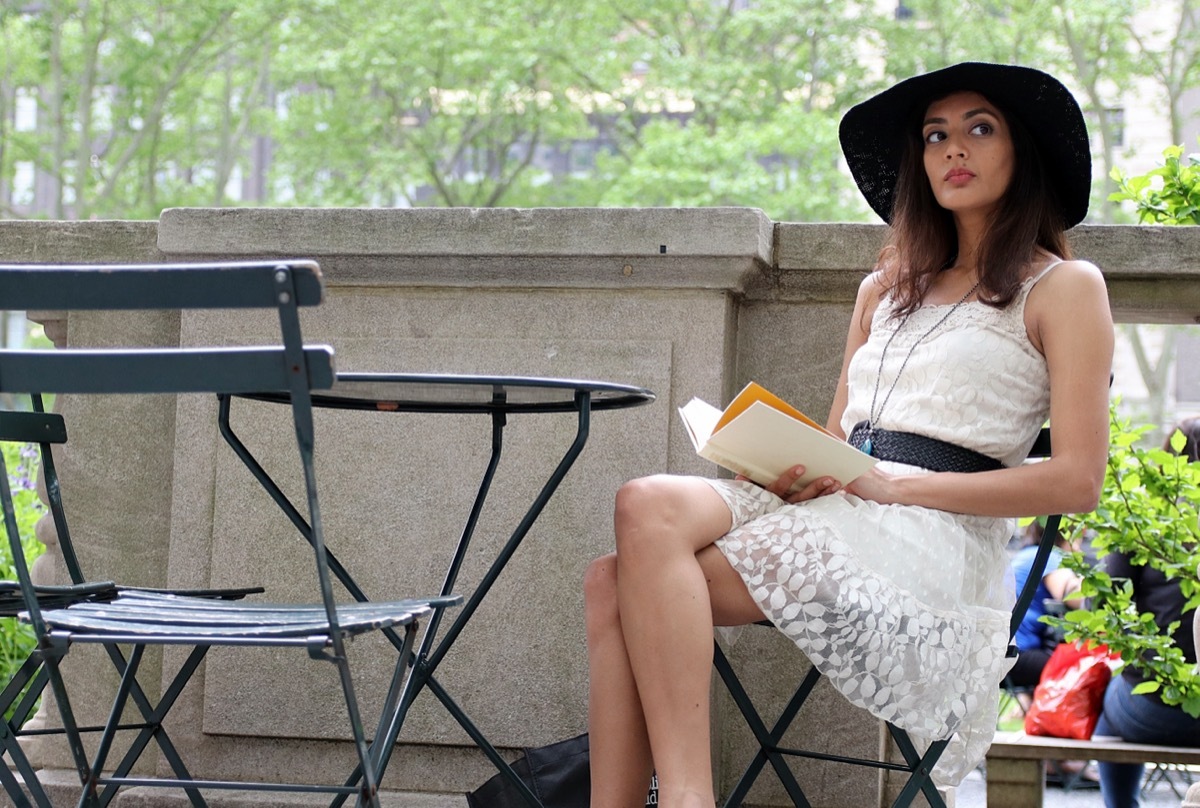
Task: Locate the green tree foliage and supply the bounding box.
[0,0,1196,220]
[1070,115,1196,635]
[1,0,298,218]
[1050,410,1200,717]
[268,0,631,208]
[593,0,872,219]
[1128,0,1200,146]
[0,441,44,720]
[1107,145,1198,435]
[1111,144,1200,225]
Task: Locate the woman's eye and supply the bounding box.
[924,130,946,144]
[970,122,993,136]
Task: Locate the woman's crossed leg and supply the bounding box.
[584,474,767,808]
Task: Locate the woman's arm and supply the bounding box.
[845,260,1113,518]
[1043,567,1084,608]
[826,272,886,438]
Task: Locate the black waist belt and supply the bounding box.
[848,421,1003,474]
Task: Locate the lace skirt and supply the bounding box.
[706,466,1016,787]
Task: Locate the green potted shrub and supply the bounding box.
[1051,409,1200,717]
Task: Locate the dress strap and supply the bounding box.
[1028,257,1065,287]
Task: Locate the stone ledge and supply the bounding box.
[156,207,773,292]
[159,206,773,258]
[0,220,161,263]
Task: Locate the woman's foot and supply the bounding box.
[1046,759,1100,789]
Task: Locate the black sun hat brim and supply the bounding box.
[839,62,1092,228]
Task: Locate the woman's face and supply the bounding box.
[921,91,1015,219]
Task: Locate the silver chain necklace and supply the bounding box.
[862,279,981,456]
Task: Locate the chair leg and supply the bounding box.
[1,650,212,808]
[327,621,427,808]
[13,640,208,808]
[35,638,99,808]
[94,644,209,808]
[1,656,55,808]
[327,650,381,808]
[713,640,815,808]
[0,751,36,808]
[366,621,421,779]
[887,727,947,808]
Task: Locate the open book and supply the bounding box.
[678,382,877,489]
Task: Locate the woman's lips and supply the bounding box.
[944,168,976,184]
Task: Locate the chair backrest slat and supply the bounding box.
[0,261,322,311]
[0,347,335,395]
[0,411,66,444]
[1028,429,1051,459]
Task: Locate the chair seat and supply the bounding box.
[0,581,118,616]
[114,585,265,600]
[32,591,463,640]
[0,582,266,618]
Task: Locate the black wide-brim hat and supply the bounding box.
[839,62,1092,228]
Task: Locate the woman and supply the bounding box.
[1094,418,1200,808]
[584,62,1113,808]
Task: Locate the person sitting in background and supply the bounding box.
[1008,519,1084,689]
[1094,417,1200,808]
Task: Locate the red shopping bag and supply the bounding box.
[1023,641,1116,740]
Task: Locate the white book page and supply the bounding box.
[677,397,722,451]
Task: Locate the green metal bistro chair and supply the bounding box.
[0,399,266,808]
[712,427,1063,808]
[0,261,459,808]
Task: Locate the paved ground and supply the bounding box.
[956,764,1195,806]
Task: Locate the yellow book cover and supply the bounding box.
[678,382,877,489]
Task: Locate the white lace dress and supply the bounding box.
[707,270,1054,786]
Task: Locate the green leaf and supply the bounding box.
[1180,427,1200,453]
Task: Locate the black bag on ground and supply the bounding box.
[466,733,658,808]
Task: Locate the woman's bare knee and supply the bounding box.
[613,476,670,531]
[613,475,730,561]
[613,476,674,560]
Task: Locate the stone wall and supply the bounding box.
[3,209,1198,808]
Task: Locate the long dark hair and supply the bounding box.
[879,91,1072,318]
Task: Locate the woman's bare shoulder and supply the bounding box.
[854,270,892,326]
[858,267,893,303]
[1027,258,1107,312]
[1037,258,1106,290]
[1027,258,1113,353]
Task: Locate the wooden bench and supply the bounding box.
[986,730,1200,807]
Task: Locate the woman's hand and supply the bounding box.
[843,467,900,505]
[738,466,841,504]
